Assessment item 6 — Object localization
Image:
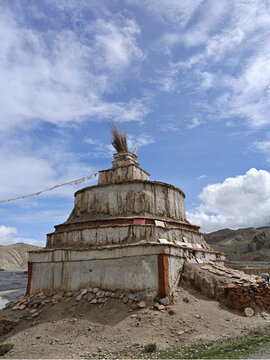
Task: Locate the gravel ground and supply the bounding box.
[1,285,270,359]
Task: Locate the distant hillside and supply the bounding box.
[0,243,41,271]
[204,227,270,264]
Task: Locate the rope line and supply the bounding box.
[0,173,98,204]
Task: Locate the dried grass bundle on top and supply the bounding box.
[110,123,128,153]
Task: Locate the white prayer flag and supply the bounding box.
[154,220,165,227]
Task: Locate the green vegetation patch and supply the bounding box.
[116,326,270,359]
[0,344,14,357]
[144,343,157,353]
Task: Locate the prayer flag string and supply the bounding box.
[0,172,98,204]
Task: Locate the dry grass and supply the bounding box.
[109,123,128,153]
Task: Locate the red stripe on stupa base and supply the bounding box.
[158,254,169,298]
[26,261,33,296]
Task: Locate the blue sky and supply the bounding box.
[1,0,270,246]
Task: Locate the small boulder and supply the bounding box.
[115,291,121,298]
[261,311,268,319]
[76,294,83,302]
[159,297,170,306]
[138,301,146,308]
[122,296,129,304]
[244,307,254,317]
[87,294,95,302]
[135,294,143,302]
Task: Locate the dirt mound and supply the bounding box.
[1,286,269,359]
[0,243,41,271]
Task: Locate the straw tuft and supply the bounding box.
[109,123,128,153]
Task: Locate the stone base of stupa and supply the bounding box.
[27,243,225,297]
[26,149,225,298]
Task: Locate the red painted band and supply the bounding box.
[52,218,200,234]
[158,254,169,298]
[26,261,33,296]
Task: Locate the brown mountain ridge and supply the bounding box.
[204,227,270,266]
[0,243,41,271]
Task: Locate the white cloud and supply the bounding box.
[89,18,143,71]
[186,117,201,129]
[154,1,270,128]
[161,122,180,132]
[85,138,98,145]
[128,133,155,150]
[0,226,17,245]
[7,209,70,226]
[153,67,179,93]
[252,140,270,153]
[197,174,206,180]
[251,138,270,164]
[0,8,147,132]
[187,168,270,233]
[128,0,203,28]
[199,71,215,90]
[87,142,115,159]
[85,133,155,158]
[47,0,99,12]
[0,138,96,201]
[0,225,41,246]
[156,1,230,49]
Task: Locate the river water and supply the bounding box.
[0,271,28,309]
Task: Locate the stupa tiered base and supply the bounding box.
[27,151,225,297]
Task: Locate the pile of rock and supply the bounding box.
[182,261,270,316]
[227,279,270,313]
[9,288,148,318]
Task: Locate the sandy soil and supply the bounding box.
[1,286,269,359]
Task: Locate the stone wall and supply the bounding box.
[99,164,149,185]
[47,224,204,248]
[30,255,159,295]
[181,262,230,300]
[69,181,186,223]
[27,244,219,296]
[227,280,270,312]
[181,262,270,314]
